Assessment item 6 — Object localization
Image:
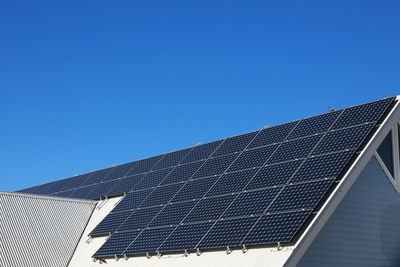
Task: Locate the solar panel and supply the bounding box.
[90,210,132,236]
[124,227,174,255]
[206,169,259,196]
[118,206,163,231]
[243,210,311,245]
[228,144,278,172]
[93,230,141,257]
[198,216,258,249]
[171,177,218,202]
[17,97,396,258]
[159,222,214,252]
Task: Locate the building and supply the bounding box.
[1,96,400,266]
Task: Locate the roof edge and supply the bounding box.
[0,190,97,205]
[284,95,400,267]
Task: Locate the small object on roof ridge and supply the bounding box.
[195,142,203,146]
[112,164,117,167]
[328,106,335,112]
[263,125,271,129]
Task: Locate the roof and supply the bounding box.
[0,191,96,267]
[15,96,397,263]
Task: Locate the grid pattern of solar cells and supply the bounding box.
[16,97,395,258]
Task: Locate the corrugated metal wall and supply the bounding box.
[0,192,95,267]
[298,156,400,266]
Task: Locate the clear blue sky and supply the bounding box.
[1,1,399,191]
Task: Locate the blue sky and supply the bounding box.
[1,1,399,191]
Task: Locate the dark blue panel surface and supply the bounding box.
[222,188,280,218]
[81,167,115,186]
[85,180,119,199]
[112,189,153,213]
[228,144,278,172]
[152,148,192,170]
[149,201,197,227]
[312,124,374,155]
[69,186,93,199]
[90,210,132,236]
[180,140,223,164]
[132,167,173,191]
[268,135,321,164]
[140,183,184,208]
[161,161,204,185]
[292,150,355,182]
[243,210,311,244]
[125,155,164,176]
[184,195,236,223]
[213,131,258,156]
[332,97,394,130]
[206,169,258,196]
[46,178,72,194]
[160,222,214,252]
[171,177,217,202]
[124,227,174,255]
[118,206,163,231]
[106,174,145,197]
[93,230,141,257]
[198,216,258,249]
[64,172,94,190]
[268,179,334,212]
[246,160,302,190]
[288,111,340,140]
[53,189,75,197]
[248,122,297,149]
[192,154,237,178]
[102,161,139,182]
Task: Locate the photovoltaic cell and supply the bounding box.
[132,167,173,191]
[184,195,236,223]
[118,206,163,231]
[106,174,145,197]
[68,186,93,199]
[85,180,118,199]
[292,150,355,182]
[93,230,141,257]
[268,179,334,212]
[180,140,223,164]
[192,154,238,178]
[152,148,192,170]
[140,183,184,208]
[149,201,197,227]
[124,227,174,255]
[53,189,74,198]
[228,144,278,172]
[198,216,258,249]
[160,161,204,185]
[288,111,340,140]
[206,169,258,196]
[90,210,132,236]
[111,189,152,213]
[222,188,280,218]
[243,210,311,245]
[64,172,94,190]
[171,176,218,202]
[268,135,321,164]
[160,222,214,252]
[332,97,394,130]
[245,160,302,190]
[312,124,374,155]
[212,131,258,156]
[248,122,297,149]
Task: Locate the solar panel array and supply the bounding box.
[17,97,395,259]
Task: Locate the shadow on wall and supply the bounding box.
[380,203,400,265]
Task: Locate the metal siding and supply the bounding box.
[0,192,95,267]
[298,156,400,267]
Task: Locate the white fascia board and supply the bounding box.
[0,190,97,205]
[284,96,400,267]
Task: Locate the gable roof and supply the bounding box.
[16,96,397,261]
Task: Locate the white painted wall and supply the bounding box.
[69,196,294,267]
[298,156,400,266]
